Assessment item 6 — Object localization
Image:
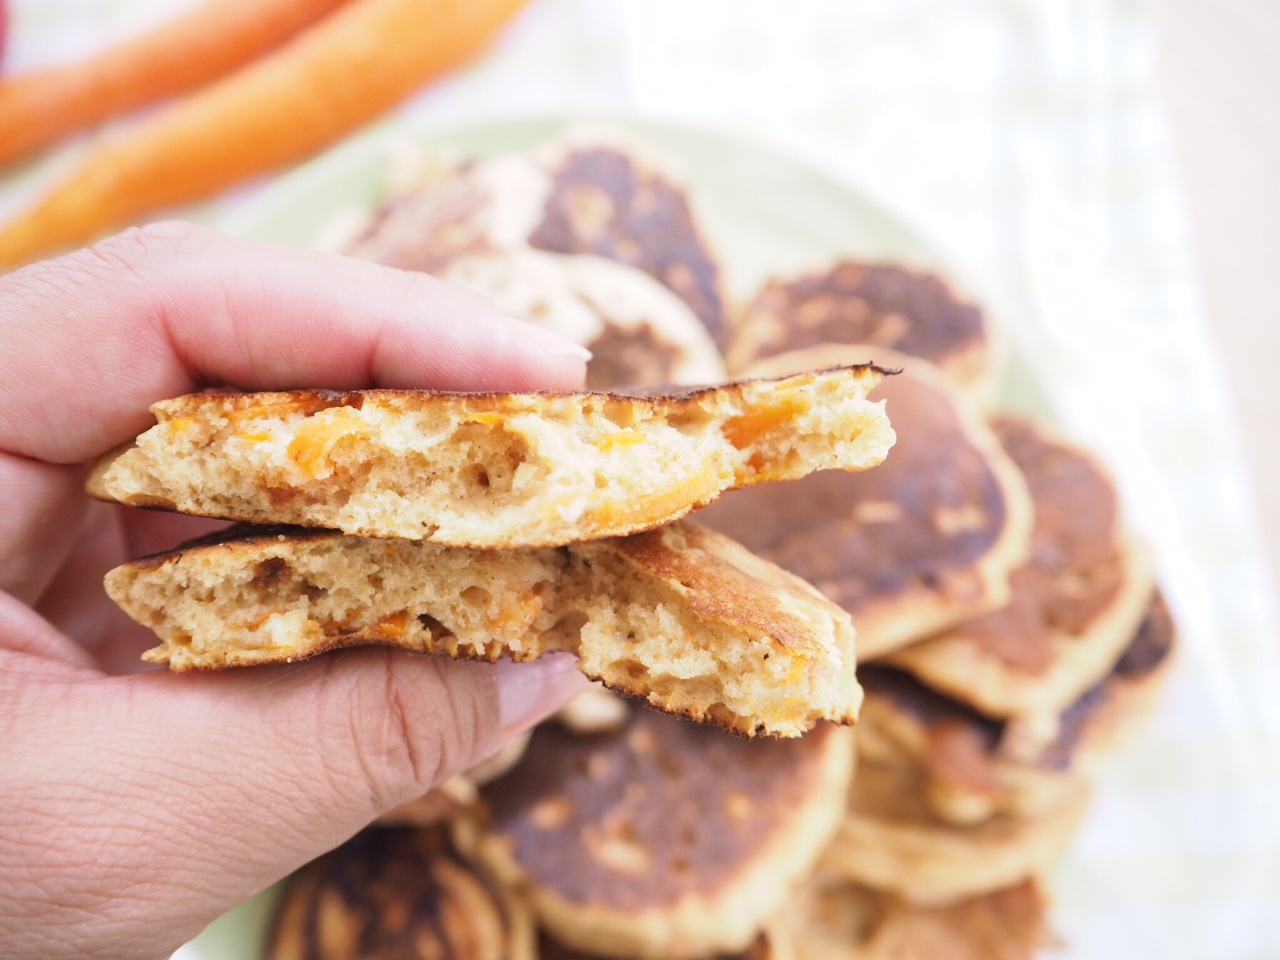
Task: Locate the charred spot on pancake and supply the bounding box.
[947,416,1124,670]
[263,827,525,960]
[478,709,837,908]
[1112,589,1175,678]
[123,493,179,511]
[861,666,1003,752]
[1036,589,1172,769]
[735,261,985,372]
[698,370,1008,617]
[530,148,730,349]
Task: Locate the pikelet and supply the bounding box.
[782,874,1051,960]
[697,346,1033,660]
[454,707,856,959]
[105,519,863,738]
[442,250,727,390]
[856,665,1084,827]
[883,415,1156,731]
[819,733,1090,907]
[88,365,894,550]
[857,589,1174,826]
[728,259,1000,403]
[346,126,733,350]
[263,827,535,960]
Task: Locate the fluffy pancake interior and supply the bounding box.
[107,524,860,737]
[94,367,893,547]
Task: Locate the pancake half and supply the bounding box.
[697,347,1033,659]
[860,589,1175,825]
[88,365,894,549]
[346,127,733,349]
[884,415,1155,724]
[819,742,1090,906]
[443,250,727,389]
[263,827,535,960]
[106,519,863,737]
[456,708,855,959]
[783,875,1051,960]
[728,259,998,401]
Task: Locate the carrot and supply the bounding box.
[0,0,349,168]
[0,0,529,269]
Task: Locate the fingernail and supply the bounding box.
[496,654,591,735]
[510,319,593,362]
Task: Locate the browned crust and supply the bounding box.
[137,363,892,416]
[458,710,854,958]
[881,414,1156,722]
[263,826,536,960]
[607,524,837,664]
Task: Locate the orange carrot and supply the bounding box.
[0,0,349,168]
[0,0,529,268]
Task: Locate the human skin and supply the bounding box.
[0,221,592,959]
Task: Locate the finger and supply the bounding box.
[32,502,174,673]
[0,638,588,958]
[0,456,87,603]
[0,220,590,465]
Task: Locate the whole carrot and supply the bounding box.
[0,0,528,269]
[0,0,349,168]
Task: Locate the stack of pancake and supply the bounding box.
[709,258,1174,949]
[103,127,1174,958]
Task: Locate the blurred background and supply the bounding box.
[2,1,1278,957]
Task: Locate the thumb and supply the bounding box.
[1,639,586,960]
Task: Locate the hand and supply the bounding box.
[0,222,592,960]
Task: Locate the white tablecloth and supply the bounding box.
[5,1,1279,957]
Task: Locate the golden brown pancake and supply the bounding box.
[696,347,1033,660]
[526,132,732,350]
[784,875,1051,960]
[1035,588,1177,766]
[884,415,1155,728]
[728,259,997,400]
[857,588,1173,826]
[346,128,733,349]
[820,735,1089,906]
[455,708,855,959]
[88,365,894,549]
[442,250,727,390]
[263,826,535,960]
[106,519,863,738]
[856,665,1083,827]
